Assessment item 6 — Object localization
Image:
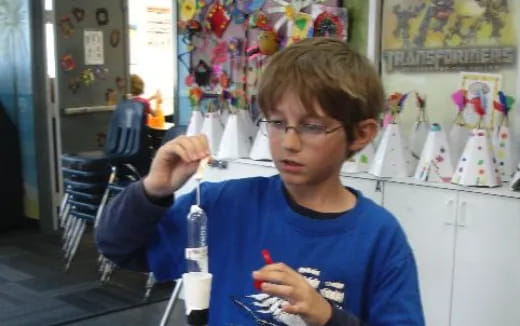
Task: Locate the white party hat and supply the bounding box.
[408,92,430,172]
[414,124,454,183]
[409,120,430,172]
[200,112,225,154]
[511,163,520,191]
[249,128,272,161]
[493,124,514,181]
[341,143,375,173]
[186,110,204,136]
[369,123,410,178]
[237,109,258,140]
[451,128,501,187]
[217,114,252,159]
[449,122,470,164]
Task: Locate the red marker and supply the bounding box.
[254,249,273,290]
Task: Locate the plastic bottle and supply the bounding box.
[186,205,208,273]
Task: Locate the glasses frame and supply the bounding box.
[257,119,343,138]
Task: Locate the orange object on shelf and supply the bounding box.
[147,92,165,128]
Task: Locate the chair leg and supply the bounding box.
[63,216,80,255]
[143,273,156,300]
[65,219,86,271]
[159,279,183,326]
[59,192,70,228]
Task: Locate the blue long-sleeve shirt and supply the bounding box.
[96,176,424,326]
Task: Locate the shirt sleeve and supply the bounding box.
[95,180,170,272]
[368,252,425,326]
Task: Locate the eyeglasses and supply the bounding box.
[258,119,343,141]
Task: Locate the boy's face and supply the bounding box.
[267,91,348,187]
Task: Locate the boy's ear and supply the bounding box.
[348,119,378,152]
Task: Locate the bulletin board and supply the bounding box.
[176,0,348,125]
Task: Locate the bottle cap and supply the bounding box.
[190,205,203,214]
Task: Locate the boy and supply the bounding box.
[97,38,424,326]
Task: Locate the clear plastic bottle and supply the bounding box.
[186,205,208,273]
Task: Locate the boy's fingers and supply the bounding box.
[261,282,297,300]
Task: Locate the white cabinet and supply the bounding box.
[450,192,520,326]
[384,182,457,326]
[342,175,383,205]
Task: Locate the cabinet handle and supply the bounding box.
[444,199,456,226]
[375,180,382,192]
[457,201,468,227]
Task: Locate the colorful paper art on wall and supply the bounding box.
[311,4,347,40]
[60,54,76,72]
[72,7,85,22]
[96,8,109,26]
[59,16,75,38]
[206,2,231,38]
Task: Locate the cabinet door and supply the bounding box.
[384,182,457,326]
[451,192,520,326]
[341,176,383,205]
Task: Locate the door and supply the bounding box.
[451,192,520,326]
[384,182,457,326]
[53,0,129,153]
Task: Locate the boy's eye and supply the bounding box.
[300,123,326,133]
[269,120,285,129]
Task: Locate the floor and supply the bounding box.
[0,225,187,326]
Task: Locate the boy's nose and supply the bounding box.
[281,129,302,152]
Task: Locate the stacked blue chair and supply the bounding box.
[60,100,151,271]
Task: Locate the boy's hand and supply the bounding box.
[143,135,210,198]
[253,263,332,326]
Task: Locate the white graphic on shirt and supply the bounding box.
[234,266,346,326]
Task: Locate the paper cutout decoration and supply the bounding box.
[237,0,266,14]
[409,93,430,173]
[68,77,81,94]
[206,2,231,38]
[268,0,313,36]
[287,12,313,45]
[92,66,108,80]
[115,76,126,93]
[110,29,121,47]
[200,112,225,153]
[511,164,520,191]
[186,110,205,136]
[60,54,76,71]
[217,114,253,159]
[72,8,85,22]
[492,91,515,181]
[81,69,95,86]
[249,128,272,161]
[414,124,454,183]
[249,11,270,30]
[96,8,109,26]
[341,143,375,174]
[311,5,347,40]
[451,129,501,187]
[247,30,280,59]
[369,123,410,178]
[180,0,198,22]
[59,16,75,38]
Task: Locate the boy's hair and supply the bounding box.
[130,74,145,96]
[258,38,384,151]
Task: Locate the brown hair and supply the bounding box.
[258,38,384,143]
[130,74,144,96]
